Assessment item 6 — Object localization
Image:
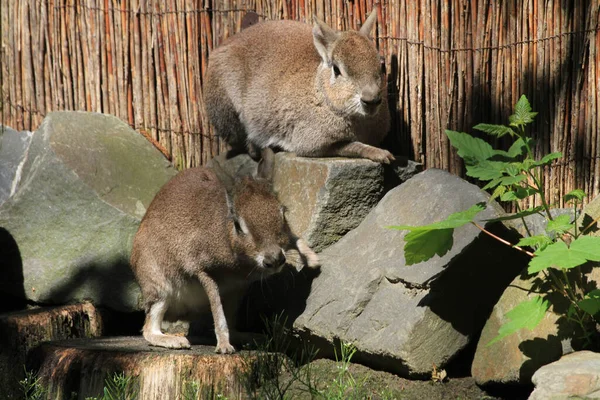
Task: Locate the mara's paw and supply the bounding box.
[215,342,236,354]
[145,333,191,349]
[304,250,321,269]
[365,147,395,164]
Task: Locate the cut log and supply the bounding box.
[0,303,103,399]
[29,336,266,399]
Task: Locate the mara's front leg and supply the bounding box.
[197,271,236,354]
[327,141,395,164]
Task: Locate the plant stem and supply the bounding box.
[515,202,534,238]
[471,222,535,257]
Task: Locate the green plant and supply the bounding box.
[389,95,600,347]
[86,371,139,400]
[19,368,47,400]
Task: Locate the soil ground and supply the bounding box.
[277,359,532,400]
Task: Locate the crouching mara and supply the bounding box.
[130,149,319,353]
[203,6,393,164]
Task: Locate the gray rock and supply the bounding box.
[0,126,33,205]
[0,112,177,312]
[273,154,385,252]
[293,169,528,377]
[472,211,600,387]
[529,351,600,399]
[208,152,422,252]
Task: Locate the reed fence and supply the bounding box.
[1,0,599,207]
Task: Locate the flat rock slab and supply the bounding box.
[29,336,265,399]
[293,169,528,377]
[0,303,103,399]
[530,351,600,399]
[0,112,177,312]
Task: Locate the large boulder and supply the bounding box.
[529,351,600,399]
[0,112,177,312]
[0,126,33,205]
[293,169,529,377]
[472,210,599,386]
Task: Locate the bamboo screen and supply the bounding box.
[1,1,599,207]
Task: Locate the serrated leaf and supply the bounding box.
[401,229,454,265]
[509,95,538,127]
[389,203,487,232]
[487,296,549,346]
[528,236,600,273]
[506,137,531,158]
[491,185,507,201]
[388,203,486,265]
[532,152,563,167]
[483,177,503,190]
[485,206,545,222]
[516,235,553,250]
[473,123,516,138]
[578,289,600,316]
[500,187,537,202]
[564,189,586,204]
[546,214,573,235]
[466,160,506,181]
[445,130,496,162]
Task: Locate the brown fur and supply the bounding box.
[203,7,393,163]
[130,149,319,353]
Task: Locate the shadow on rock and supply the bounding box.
[44,257,141,315]
[0,227,27,313]
[419,222,529,339]
[238,265,321,334]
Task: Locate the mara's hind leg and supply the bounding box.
[203,72,248,155]
[143,299,191,349]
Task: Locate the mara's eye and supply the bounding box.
[332,64,341,77]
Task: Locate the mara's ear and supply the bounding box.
[256,147,275,182]
[312,17,339,64]
[359,5,378,37]
[211,159,236,194]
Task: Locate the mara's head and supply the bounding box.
[313,6,385,117]
[226,150,291,274]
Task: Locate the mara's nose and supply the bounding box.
[361,96,382,107]
[263,250,286,269]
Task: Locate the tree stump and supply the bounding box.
[29,337,262,399]
[0,303,103,399]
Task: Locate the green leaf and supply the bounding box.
[532,152,563,167]
[546,214,573,235]
[488,296,549,346]
[485,206,545,222]
[516,235,553,250]
[509,95,538,127]
[388,203,487,265]
[389,203,487,232]
[445,130,496,162]
[402,229,454,265]
[528,236,600,273]
[490,185,507,201]
[564,189,586,204]
[578,289,600,317]
[506,137,532,158]
[500,187,537,202]
[466,160,506,181]
[473,123,516,138]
